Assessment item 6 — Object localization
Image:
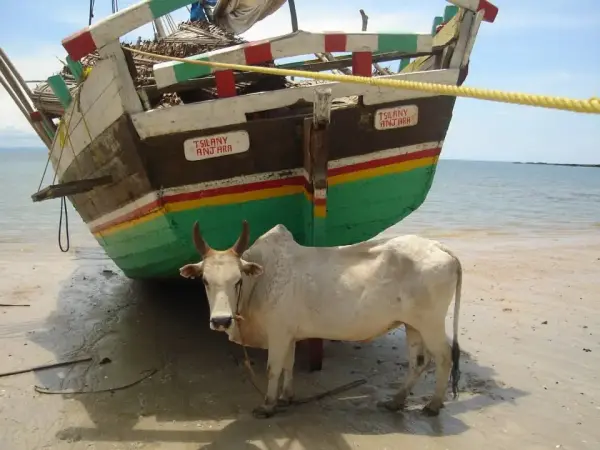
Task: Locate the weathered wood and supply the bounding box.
[401,9,463,73]
[136,94,455,191]
[313,88,332,127]
[461,9,485,67]
[288,0,298,32]
[449,10,476,68]
[140,49,433,103]
[303,87,333,372]
[313,52,348,76]
[31,176,113,202]
[359,9,368,30]
[98,41,144,114]
[61,0,200,61]
[132,68,460,139]
[58,92,455,254]
[50,56,126,179]
[359,9,391,75]
[65,115,153,222]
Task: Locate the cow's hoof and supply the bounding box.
[421,404,441,417]
[377,399,404,412]
[252,405,275,419]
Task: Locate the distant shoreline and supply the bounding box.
[514,162,600,168]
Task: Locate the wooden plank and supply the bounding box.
[138,95,456,190]
[153,30,434,89]
[449,10,476,68]
[48,54,125,179]
[132,68,460,139]
[461,9,485,67]
[98,41,144,114]
[51,83,124,180]
[62,0,198,61]
[446,0,499,23]
[59,116,154,222]
[31,176,113,202]
[401,9,463,73]
[141,49,434,104]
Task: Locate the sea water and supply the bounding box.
[1,149,598,249]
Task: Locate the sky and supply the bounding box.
[0,0,599,163]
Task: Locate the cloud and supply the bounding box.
[0,45,64,146]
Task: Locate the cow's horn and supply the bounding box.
[192,221,211,257]
[232,220,250,256]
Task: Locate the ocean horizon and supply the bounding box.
[1,148,598,248]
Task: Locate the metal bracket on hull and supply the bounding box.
[31,176,113,202]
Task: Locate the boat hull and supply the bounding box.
[62,94,454,279]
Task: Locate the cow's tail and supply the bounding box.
[440,244,462,399]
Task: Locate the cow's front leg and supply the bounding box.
[252,337,291,419]
[277,340,296,407]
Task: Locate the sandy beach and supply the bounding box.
[0,229,599,450]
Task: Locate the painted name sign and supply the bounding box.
[374,105,419,130]
[184,131,250,161]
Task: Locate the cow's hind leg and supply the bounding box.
[252,337,291,419]
[379,324,431,412]
[419,323,452,416]
[277,340,296,406]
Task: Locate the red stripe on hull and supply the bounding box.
[91,149,440,233]
[329,148,441,177]
[92,200,163,234]
[164,176,305,204]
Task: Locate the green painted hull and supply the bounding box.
[97,164,437,279]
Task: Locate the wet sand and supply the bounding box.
[1,231,599,449]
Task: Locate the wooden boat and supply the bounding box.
[2,0,499,280]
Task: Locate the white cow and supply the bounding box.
[180,220,463,418]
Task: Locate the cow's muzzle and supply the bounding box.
[210,315,233,330]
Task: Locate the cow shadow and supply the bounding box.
[29,246,528,448]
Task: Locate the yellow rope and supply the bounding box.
[122,46,600,115]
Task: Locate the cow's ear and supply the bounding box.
[241,260,263,277]
[179,262,204,279]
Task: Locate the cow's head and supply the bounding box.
[179,220,263,332]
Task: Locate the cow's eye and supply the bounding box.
[202,277,209,287]
[235,279,242,290]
